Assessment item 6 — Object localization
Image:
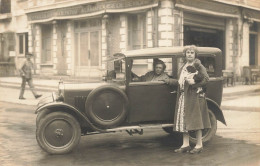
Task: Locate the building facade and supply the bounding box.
[0,0,259,79]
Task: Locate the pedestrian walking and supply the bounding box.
[19,53,42,100]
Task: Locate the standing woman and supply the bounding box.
[173,45,211,154]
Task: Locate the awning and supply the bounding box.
[27,0,159,24]
[175,0,239,18]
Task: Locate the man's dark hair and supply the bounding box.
[153,59,166,71]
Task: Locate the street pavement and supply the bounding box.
[0,77,260,165]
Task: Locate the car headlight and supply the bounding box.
[57,81,64,101]
[58,81,64,95]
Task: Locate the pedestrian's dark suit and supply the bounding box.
[19,59,38,98]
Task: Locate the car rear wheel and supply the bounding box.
[189,108,217,144]
[163,109,217,144]
[85,86,128,129]
[36,112,81,154]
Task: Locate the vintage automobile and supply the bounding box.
[35,47,226,154]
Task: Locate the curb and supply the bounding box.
[0,82,56,92]
[223,88,260,97]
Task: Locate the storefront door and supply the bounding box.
[74,30,101,77]
[184,26,225,69]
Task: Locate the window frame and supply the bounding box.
[129,57,174,83]
[127,13,147,50]
[17,33,28,57]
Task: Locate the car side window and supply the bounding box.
[130,57,173,82]
[198,56,215,77]
[177,56,216,77]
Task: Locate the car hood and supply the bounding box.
[64,82,108,91]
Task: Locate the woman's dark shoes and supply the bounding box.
[35,94,42,99]
[19,97,26,100]
[189,147,203,154]
[174,146,191,153]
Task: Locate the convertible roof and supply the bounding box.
[114,47,221,58]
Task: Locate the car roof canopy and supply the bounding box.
[113,47,222,58]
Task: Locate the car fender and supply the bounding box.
[35,102,107,132]
[206,98,227,125]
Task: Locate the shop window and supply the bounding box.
[18,33,28,56]
[42,24,52,64]
[0,0,11,14]
[128,14,146,50]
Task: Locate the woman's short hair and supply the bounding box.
[153,59,166,71]
[183,45,199,58]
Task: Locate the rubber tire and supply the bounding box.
[36,112,81,154]
[85,86,128,129]
[36,109,49,128]
[189,108,217,145]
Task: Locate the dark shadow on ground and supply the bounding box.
[37,131,260,166]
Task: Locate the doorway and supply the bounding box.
[249,34,257,65]
[74,30,101,77]
[184,26,225,69]
[42,24,52,64]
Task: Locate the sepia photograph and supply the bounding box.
[0,0,259,165]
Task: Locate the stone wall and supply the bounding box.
[158,0,174,47]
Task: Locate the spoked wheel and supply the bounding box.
[189,109,217,144]
[36,112,81,154]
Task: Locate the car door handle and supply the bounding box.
[170,91,177,94]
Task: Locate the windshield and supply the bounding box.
[106,58,126,82]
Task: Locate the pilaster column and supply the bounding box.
[173,9,183,46]
[52,21,58,75]
[102,15,109,71]
[147,11,154,48]
[119,14,127,51]
[66,21,73,75]
[225,19,236,71]
[34,24,41,74]
[158,0,174,47]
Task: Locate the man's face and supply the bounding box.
[155,64,164,75]
[26,54,31,60]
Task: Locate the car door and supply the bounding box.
[126,81,177,123]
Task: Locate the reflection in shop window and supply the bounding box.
[18,33,28,56]
[128,13,146,50]
[0,0,11,14]
[41,25,52,63]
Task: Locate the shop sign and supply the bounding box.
[28,0,158,21]
[176,0,239,16]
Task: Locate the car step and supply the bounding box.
[106,123,173,132]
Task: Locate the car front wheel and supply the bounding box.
[36,112,81,154]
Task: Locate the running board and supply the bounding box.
[106,123,173,132]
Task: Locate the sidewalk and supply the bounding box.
[0,76,259,106]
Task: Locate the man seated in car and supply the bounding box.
[132,59,169,82]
